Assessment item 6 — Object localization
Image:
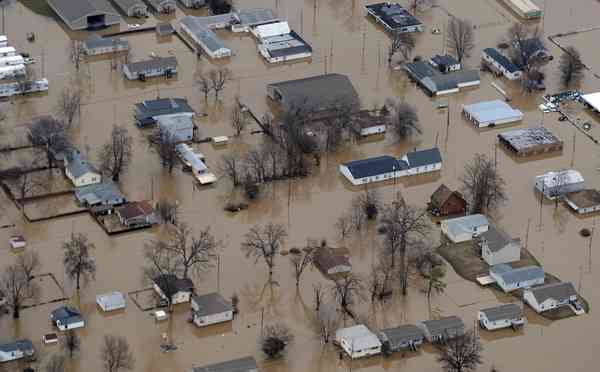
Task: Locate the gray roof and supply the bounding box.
[0,340,34,353]
[192,292,232,317]
[134,98,193,125]
[83,34,129,50]
[480,303,523,322]
[235,8,278,26]
[124,56,177,75]
[404,61,479,94]
[263,31,312,58]
[342,155,406,179]
[498,127,562,152]
[192,357,259,372]
[46,0,120,23]
[365,2,423,30]
[112,0,146,12]
[527,282,577,303]
[96,292,126,309]
[462,100,523,123]
[405,147,442,167]
[481,225,519,253]
[483,48,519,73]
[180,16,229,53]
[50,306,83,324]
[566,189,600,209]
[65,149,99,179]
[431,54,460,67]
[420,316,464,336]
[444,214,489,238]
[268,73,359,111]
[379,325,424,344]
[74,181,125,205]
[490,264,544,285]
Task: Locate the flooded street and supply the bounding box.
[1,0,600,371]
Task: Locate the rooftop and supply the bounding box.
[192,292,233,317]
[235,8,278,26]
[430,54,460,67]
[480,303,523,321]
[379,325,424,343]
[342,155,406,179]
[261,31,312,59]
[74,180,125,206]
[65,149,99,179]
[124,56,177,75]
[404,61,480,94]
[536,169,584,188]
[83,34,129,50]
[565,189,600,209]
[462,100,523,124]
[582,92,600,111]
[498,127,563,152]
[314,247,351,273]
[526,282,577,303]
[480,225,520,252]
[365,2,423,30]
[180,16,229,53]
[336,325,381,350]
[483,48,520,73]
[490,264,544,285]
[51,306,83,323]
[154,274,194,293]
[404,147,443,167]
[444,214,489,237]
[191,356,259,372]
[420,316,464,335]
[431,184,464,207]
[0,339,34,353]
[96,292,126,309]
[46,0,120,24]
[134,97,193,123]
[117,201,155,221]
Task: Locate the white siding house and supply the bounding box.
[335,325,382,359]
[535,170,585,200]
[441,214,489,243]
[523,282,578,313]
[50,307,85,331]
[153,275,194,305]
[0,340,35,363]
[489,264,544,292]
[565,190,600,214]
[480,225,521,266]
[64,150,102,187]
[482,48,522,80]
[478,304,525,330]
[191,293,233,327]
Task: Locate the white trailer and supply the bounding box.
[0,78,48,97]
[0,35,7,48]
[0,55,25,67]
[0,46,16,58]
[0,64,25,79]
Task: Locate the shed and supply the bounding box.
[462,100,524,128]
[441,214,489,243]
[429,184,467,216]
[0,340,35,363]
[191,357,259,372]
[565,189,600,214]
[523,282,578,313]
[112,0,147,17]
[489,264,544,292]
[335,325,382,359]
[191,292,233,327]
[96,291,126,312]
[378,325,424,354]
[479,225,521,266]
[416,316,465,342]
[498,127,563,156]
[122,56,177,80]
[46,0,121,30]
[535,169,584,200]
[313,247,351,276]
[477,303,525,330]
[50,306,85,331]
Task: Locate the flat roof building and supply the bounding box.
[46,0,121,30]
[404,61,480,96]
[498,127,563,157]
[565,189,600,215]
[112,0,147,17]
[441,214,489,243]
[82,34,129,55]
[462,100,523,128]
[581,92,600,114]
[254,21,312,63]
[233,8,279,32]
[499,0,543,19]
[535,169,585,200]
[365,2,424,34]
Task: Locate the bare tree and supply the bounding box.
[425,265,446,317]
[16,250,41,282]
[241,223,287,281]
[209,68,232,101]
[559,46,584,88]
[436,329,483,372]
[388,32,416,65]
[219,154,241,186]
[356,188,381,220]
[62,233,96,293]
[313,283,324,311]
[408,0,437,14]
[10,157,46,207]
[45,354,66,372]
[70,40,84,71]
[230,100,247,137]
[63,330,80,358]
[460,154,507,214]
[150,126,178,173]
[368,260,395,302]
[0,264,37,318]
[348,200,367,232]
[143,240,179,310]
[101,335,135,372]
[289,241,315,287]
[314,304,338,344]
[329,273,365,319]
[388,100,421,141]
[56,87,82,129]
[98,124,133,182]
[196,73,212,103]
[447,17,474,63]
[28,116,68,168]
[335,215,352,239]
[506,23,547,91]
[260,323,294,359]
[155,198,179,225]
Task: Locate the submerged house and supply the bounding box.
[153,274,194,304]
[134,97,194,127]
[116,201,158,227]
[482,48,522,80]
[0,340,35,363]
[191,357,259,372]
[46,0,121,30]
[112,0,148,17]
[479,225,521,266]
[478,303,525,330]
[429,184,467,217]
[191,292,233,327]
[429,54,461,73]
[351,111,387,137]
[146,0,176,13]
[565,189,600,215]
[157,115,195,142]
[403,60,480,96]
[96,291,126,312]
[489,264,544,292]
[232,8,279,32]
[335,325,382,359]
[74,181,126,209]
[365,2,424,34]
[82,34,129,56]
[122,56,177,80]
[179,16,232,59]
[50,306,85,331]
[498,127,563,157]
[64,149,101,187]
[535,169,585,200]
[313,247,351,276]
[440,214,489,243]
[417,316,465,342]
[523,282,578,313]
[254,21,312,63]
[378,325,424,354]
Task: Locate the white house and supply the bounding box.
[478,303,525,331]
[523,282,578,313]
[50,306,85,331]
[535,169,585,200]
[153,274,194,305]
[122,56,177,80]
[0,64,25,79]
[191,293,233,328]
[400,148,443,176]
[0,35,7,48]
[96,292,126,312]
[441,214,489,243]
[489,264,544,293]
[565,189,600,214]
[64,149,101,187]
[157,115,194,142]
[335,325,382,359]
[480,225,521,266]
[0,340,34,363]
[0,46,16,58]
[179,16,232,59]
[482,48,522,80]
[254,22,312,63]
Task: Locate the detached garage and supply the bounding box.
[46,0,121,30]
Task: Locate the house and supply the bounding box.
[116,201,158,227]
[365,2,424,34]
[581,92,600,114]
[489,264,544,292]
[254,21,312,63]
[565,189,600,214]
[378,325,424,354]
[267,74,360,113]
[0,55,26,67]
[0,35,7,48]
[429,54,461,73]
[400,147,443,176]
[416,316,465,342]
[482,48,522,80]
[134,97,194,127]
[191,357,259,372]
[339,155,407,186]
[429,184,467,217]
[462,100,524,128]
[112,0,148,17]
[64,149,101,187]
[50,306,85,331]
[179,16,232,59]
[96,291,126,312]
[146,0,176,13]
[122,56,177,80]
[335,325,382,359]
[313,247,351,276]
[512,38,551,64]
[498,127,563,157]
[351,111,387,137]
[175,144,217,185]
[232,8,279,32]
[191,292,233,327]
[441,214,489,243]
[523,282,578,313]
[0,340,34,363]
[82,34,129,55]
[46,0,121,30]
[479,225,521,266]
[153,274,194,304]
[157,115,195,142]
[178,0,205,8]
[403,61,480,96]
[499,0,542,19]
[477,303,525,330]
[74,181,126,208]
[535,169,585,200]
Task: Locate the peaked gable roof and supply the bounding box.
[47,0,119,23]
[527,282,577,303]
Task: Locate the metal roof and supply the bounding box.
[365,2,423,30]
[480,225,518,253]
[112,0,146,12]
[46,0,120,23]
[235,8,278,26]
[490,264,544,285]
[419,316,464,336]
[51,306,83,324]
[175,143,207,172]
[180,16,230,52]
[134,98,193,123]
[65,149,99,179]
[83,34,129,50]
[536,169,584,188]
[498,127,562,152]
[379,325,424,344]
[342,155,404,179]
[462,100,523,124]
[582,92,600,111]
[526,282,577,303]
[192,357,259,372]
[124,56,177,75]
[74,181,125,205]
[255,21,290,38]
[405,147,442,168]
[336,325,382,351]
[96,292,126,310]
[262,31,312,58]
[444,214,489,237]
[192,292,232,317]
[480,303,523,322]
[565,189,600,209]
[483,48,520,73]
[431,54,460,66]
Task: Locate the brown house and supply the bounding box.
[314,247,352,277]
[429,184,467,216]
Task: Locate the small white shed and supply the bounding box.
[335,325,382,359]
[96,292,126,312]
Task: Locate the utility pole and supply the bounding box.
[525,218,531,249]
[217,254,221,293]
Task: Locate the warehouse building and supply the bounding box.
[462,100,523,128]
[46,0,121,30]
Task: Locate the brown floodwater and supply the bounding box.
[1,0,600,371]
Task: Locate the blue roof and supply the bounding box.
[490,264,544,285]
[405,148,442,168]
[0,340,34,353]
[342,156,405,179]
[483,48,520,73]
[51,306,83,324]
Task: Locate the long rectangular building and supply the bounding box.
[365,2,424,34]
[112,0,147,17]
[46,0,121,30]
[498,127,563,156]
[498,0,543,19]
[179,16,232,59]
[462,100,523,128]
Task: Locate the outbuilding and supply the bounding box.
[479,225,521,266]
[335,325,382,359]
[489,264,544,292]
[523,282,578,313]
[441,214,489,243]
[96,291,126,312]
[462,100,524,128]
[378,325,424,354]
[0,340,35,363]
[478,303,525,330]
[565,189,600,214]
[535,169,585,200]
[50,306,85,331]
[429,184,467,217]
[191,292,233,327]
[46,0,121,30]
[417,316,465,343]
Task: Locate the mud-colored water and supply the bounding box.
[1,0,600,371]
